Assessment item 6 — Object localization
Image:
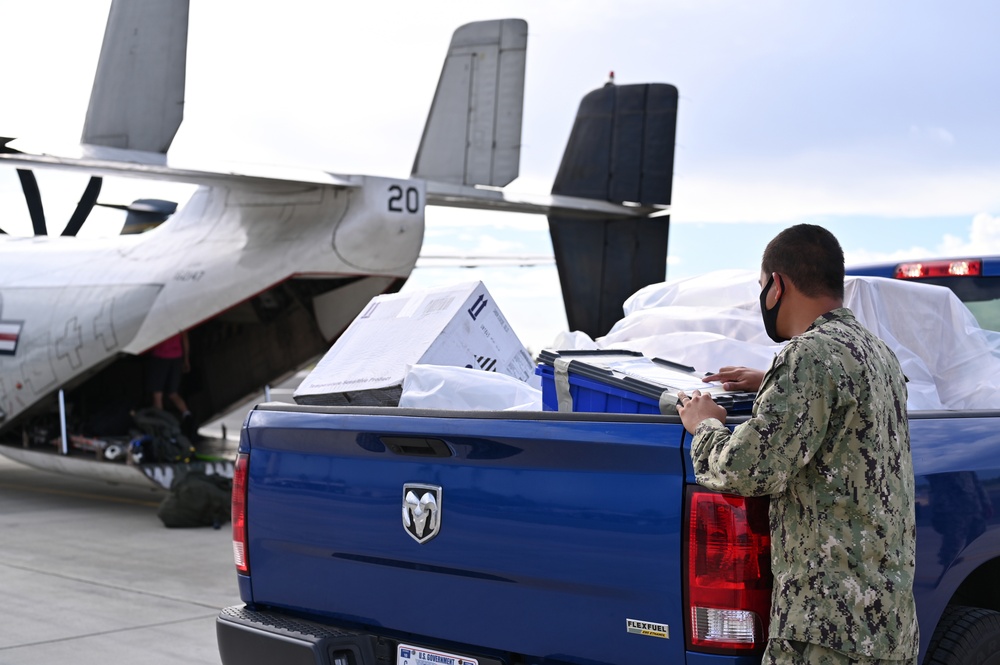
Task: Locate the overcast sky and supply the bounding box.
[3,1,999,351]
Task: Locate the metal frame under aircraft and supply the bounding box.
[0,0,676,488]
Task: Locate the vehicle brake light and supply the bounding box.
[894,259,982,279]
[684,488,772,654]
[232,452,250,574]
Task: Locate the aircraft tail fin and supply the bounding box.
[548,83,678,338]
[411,19,527,187]
[82,0,189,152]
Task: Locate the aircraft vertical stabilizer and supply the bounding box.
[82,0,189,152]
[412,19,527,187]
[547,83,678,338]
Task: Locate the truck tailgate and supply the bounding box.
[242,406,689,665]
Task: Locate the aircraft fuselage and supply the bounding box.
[0,175,425,431]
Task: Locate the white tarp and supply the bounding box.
[557,271,1000,411]
[399,364,543,411]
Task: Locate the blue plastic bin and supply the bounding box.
[535,363,663,414]
[535,349,755,415]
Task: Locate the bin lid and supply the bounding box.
[537,349,756,413]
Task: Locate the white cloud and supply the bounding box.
[939,212,1000,255]
[844,213,1000,266]
[845,245,939,266]
[674,157,1000,224]
[909,125,956,147]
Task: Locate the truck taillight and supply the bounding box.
[684,487,772,655]
[232,453,249,574]
[895,258,982,279]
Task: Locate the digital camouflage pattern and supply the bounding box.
[764,638,918,665]
[691,308,919,660]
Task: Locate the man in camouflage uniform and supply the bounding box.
[677,224,919,665]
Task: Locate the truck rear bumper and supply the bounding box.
[217,605,378,665]
[218,605,508,665]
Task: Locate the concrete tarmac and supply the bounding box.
[0,455,239,664]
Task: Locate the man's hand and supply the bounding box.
[677,390,727,435]
[703,366,764,392]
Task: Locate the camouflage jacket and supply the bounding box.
[690,308,919,659]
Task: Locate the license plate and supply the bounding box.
[397,643,478,665]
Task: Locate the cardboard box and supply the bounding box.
[294,281,535,406]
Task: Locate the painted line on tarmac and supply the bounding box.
[0,560,231,611]
[0,613,219,652]
[0,482,161,507]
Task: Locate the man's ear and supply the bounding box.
[772,272,784,300]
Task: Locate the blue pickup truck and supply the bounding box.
[216,256,1000,665]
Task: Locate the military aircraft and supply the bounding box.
[0,0,676,488]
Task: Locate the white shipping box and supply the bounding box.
[294,281,535,406]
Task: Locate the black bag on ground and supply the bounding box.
[158,470,233,528]
[131,407,195,463]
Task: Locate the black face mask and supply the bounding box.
[759,274,789,343]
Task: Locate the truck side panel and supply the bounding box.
[909,413,1000,658]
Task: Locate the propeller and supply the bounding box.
[3,139,173,236]
[6,160,174,235]
[11,170,105,237]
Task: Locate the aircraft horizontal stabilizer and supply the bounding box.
[412,19,527,188]
[416,254,554,269]
[425,181,668,219]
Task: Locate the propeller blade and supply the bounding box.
[15,169,46,236]
[61,176,103,237]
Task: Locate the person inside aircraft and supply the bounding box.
[146,331,193,427]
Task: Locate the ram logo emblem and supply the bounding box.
[402,484,442,544]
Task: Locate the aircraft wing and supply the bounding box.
[0,139,358,192]
[416,254,555,268]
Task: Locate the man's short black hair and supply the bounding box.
[761,224,845,299]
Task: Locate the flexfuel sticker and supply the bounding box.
[626,618,669,639]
